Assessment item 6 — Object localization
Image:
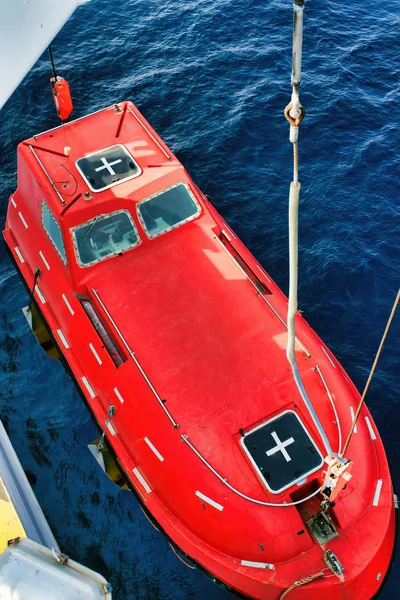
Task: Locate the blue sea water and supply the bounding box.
[0,0,399,598]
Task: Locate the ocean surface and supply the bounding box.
[0,0,399,598]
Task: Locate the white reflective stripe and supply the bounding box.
[62,293,74,315]
[114,387,124,404]
[34,285,46,304]
[18,211,28,229]
[107,421,116,436]
[14,247,24,263]
[11,197,17,208]
[39,250,50,270]
[195,490,224,511]
[349,406,357,433]
[321,345,336,368]
[81,376,96,399]
[365,416,377,441]
[240,560,274,570]
[373,480,383,506]
[56,329,70,349]
[144,437,164,462]
[89,343,102,365]
[132,467,152,494]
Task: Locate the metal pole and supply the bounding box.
[48,45,57,81]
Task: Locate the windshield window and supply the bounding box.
[72,210,140,266]
[137,183,201,239]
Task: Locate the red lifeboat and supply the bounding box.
[2,101,395,600]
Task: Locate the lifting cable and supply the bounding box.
[341,288,400,457]
[284,0,334,457]
[48,45,57,81]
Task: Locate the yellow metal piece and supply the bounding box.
[91,437,129,490]
[27,303,60,360]
[0,475,26,554]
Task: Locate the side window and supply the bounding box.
[42,200,67,264]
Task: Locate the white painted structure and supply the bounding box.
[0,0,89,109]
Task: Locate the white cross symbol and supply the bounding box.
[95,157,122,176]
[266,431,295,462]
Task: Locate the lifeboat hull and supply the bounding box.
[2,101,396,600]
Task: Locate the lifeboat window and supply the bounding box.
[137,182,201,239]
[42,200,67,264]
[71,210,140,267]
[75,144,142,193]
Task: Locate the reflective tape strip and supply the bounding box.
[365,416,377,441]
[18,211,28,229]
[132,467,152,494]
[39,250,50,270]
[114,387,124,404]
[350,406,357,433]
[56,329,70,349]
[34,285,46,304]
[62,294,74,316]
[11,197,17,208]
[373,480,383,507]
[321,345,336,368]
[144,437,164,462]
[14,247,24,264]
[240,560,274,570]
[107,421,116,436]
[81,376,96,399]
[195,490,224,511]
[89,343,102,365]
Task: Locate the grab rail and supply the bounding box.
[29,145,65,205]
[181,434,322,508]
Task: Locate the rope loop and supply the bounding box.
[284,102,305,127]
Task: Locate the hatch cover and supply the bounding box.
[76,144,141,192]
[241,410,324,494]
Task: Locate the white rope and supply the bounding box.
[286,179,333,456]
[284,1,334,457]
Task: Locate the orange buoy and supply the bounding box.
[50,76,73,122]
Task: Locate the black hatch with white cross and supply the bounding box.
[241,410,324,494]
[76,144,142,192]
